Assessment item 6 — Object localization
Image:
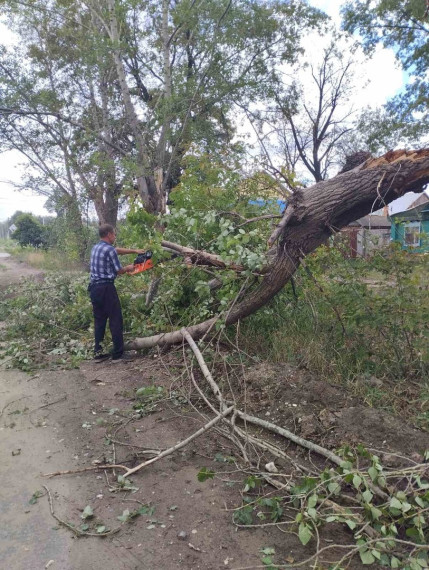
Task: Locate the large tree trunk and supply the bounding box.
[106,0,164,215]
[127,149,429,350]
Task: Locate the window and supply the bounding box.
[403,221,421,247]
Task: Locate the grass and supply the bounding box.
[1,240,428,429]
[239,246,429,429]
[0,241,85,272]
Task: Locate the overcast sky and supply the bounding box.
[0,1,425,223]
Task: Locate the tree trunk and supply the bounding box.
[127,149,429,350]
[106,0,164,214]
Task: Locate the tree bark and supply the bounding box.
[127,149,429,350]
[106,0,164,214]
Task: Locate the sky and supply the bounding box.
[0,1,425,223]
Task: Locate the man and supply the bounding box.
[89,224,145,362]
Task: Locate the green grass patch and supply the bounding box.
[240,246,429,427]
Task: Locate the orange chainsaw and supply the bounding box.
[128,251,154,275]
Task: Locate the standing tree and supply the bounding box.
[342,0,429,148]
[275,41,357,182]
[0,0,323,221]
[11,213,46,248]
[243,38,360,187]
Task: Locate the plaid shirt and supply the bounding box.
[90,241,122,283]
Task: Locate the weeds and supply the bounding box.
[218,445,429,569]
[1,241,427,428]
[240,245,429,426]
[1,243,85,271]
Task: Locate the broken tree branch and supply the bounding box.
[181,328,226,409]
[45,406,233,479]
[43,485,121,537]
[44,464,129,478]
[122,405,234,478]
[129,149,429,350]
[182,326,389,500]
[160,240,246,272]
[182,325,342,466]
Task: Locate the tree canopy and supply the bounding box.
[0,0,323,235]
[342,0,429,147]
[11,213,47,247]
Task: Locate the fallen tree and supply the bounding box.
[128,149,429,349]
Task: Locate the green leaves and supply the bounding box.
[307,494,318,509]
[134,385,165,414]
[361,490,373,504]
[359,549,375,565]
[29,490,43,504]
[345,519,357,530]
[298,522,313,545]
[117,504,155,524]
[233,505,253,526]
[116,475,139,492]
[117,509,131,523]
[135,385,164,399]
[260,547,276,568]
[81,505,94,520]
[367,466,378,482]
[353,474,362,489]
[342,0,429,148]
[260,547,275,556]
[1,271,92,371]
[11,213,47,248]
[288,444,429,567]
[197,467,215,482]
[243,475,261,493]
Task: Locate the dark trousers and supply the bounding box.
[89,283,124,358]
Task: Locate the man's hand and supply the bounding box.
[118,264,135,275]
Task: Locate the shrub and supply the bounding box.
[11,214,47,248]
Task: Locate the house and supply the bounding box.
[339,213,391,258]
[390,194,429,253]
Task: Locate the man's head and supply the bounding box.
[99,223,116,244]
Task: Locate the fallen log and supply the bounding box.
[127,149,429,350]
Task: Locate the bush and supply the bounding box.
[11,214,47,248]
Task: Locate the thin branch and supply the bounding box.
[43,485,121,537]
[122,405,234,478]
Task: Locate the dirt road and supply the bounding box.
[0,254,292,570]
[2,253,427,570]
[0,252,44,289]
[0,255,138,569]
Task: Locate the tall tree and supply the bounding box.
[0,0,323,219]
[274,41,357,182]
[342,0,429,147]
[240,37,361,188]
[0,5,131,234]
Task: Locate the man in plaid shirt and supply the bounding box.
[89,224,145,362]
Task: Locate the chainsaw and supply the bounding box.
[128,250,180,275]
[128,251,154,275]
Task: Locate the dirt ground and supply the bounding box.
[1,253,428,570]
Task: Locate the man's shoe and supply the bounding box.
[94,352,110,363]
[111,353,134,363]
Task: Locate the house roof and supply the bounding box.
[407,193,429,210]
[348,215,391,228]
[390,200,429,221]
